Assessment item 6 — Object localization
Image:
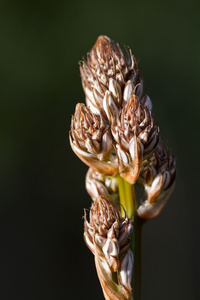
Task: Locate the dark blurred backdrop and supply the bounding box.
[0,0,199,299]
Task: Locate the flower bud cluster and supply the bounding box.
[69,35,176,300]
[80,35,147,117]
[70,103,119,175]
[84,196,133,300]
[137,142,176,219]
[70,36,157,183]
[70,35,176,214]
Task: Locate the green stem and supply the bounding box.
[124,179,135,219]
[117,176,143,300]
[117,175,127,217]
[117,175,135,218]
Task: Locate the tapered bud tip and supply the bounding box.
[87,35,137,87]
[93,35,112,49]
[80,35,148,124]
[90,35,121,64]
[91,196,120,230]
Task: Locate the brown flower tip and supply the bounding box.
[80,35,151,120]
[70,103,119,175]
[90,196,120,235]
[112,95,160,183]
[88,35,137,86]
[116,95,159,156]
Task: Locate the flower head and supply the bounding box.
[70,103,119,175]
[84,196,133,300]
[87,35,137,86]
[112,95,160,184]
[137,141,176,219]
[80,35,152,119]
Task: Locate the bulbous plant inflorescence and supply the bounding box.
[84,196,133,300]
[69,35,176,300]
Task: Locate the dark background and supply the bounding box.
[0,0,199,299]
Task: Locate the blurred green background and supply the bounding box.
[0,0,199,299]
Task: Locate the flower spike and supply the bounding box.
[84,196,133,300]
[69,35,176,300]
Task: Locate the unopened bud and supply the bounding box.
[84,196,133,300]
[112,95,160,183]
[85,168,119,203]
[119,249,134,291]
[80,35,150,122]
[137,142,176,219]
[70,103,119,175]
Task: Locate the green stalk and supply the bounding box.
[117,175,134,218]
[117,176,143,300]
[124,179,135,219]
